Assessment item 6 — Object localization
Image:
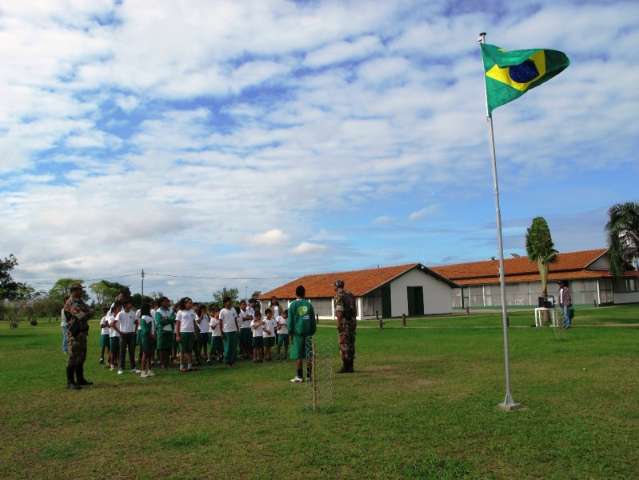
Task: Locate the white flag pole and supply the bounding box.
[478,32,520,411]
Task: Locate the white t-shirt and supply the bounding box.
[100,315,110,335]
[116,309,137,334]
[156,308,173,332]
[108,313,120,338]
[60,308,67,327]
[198,314,210,334]
[276,315,288,335]
[209,316,222,337]
[270,304,281,319]
[219,308,238,333]
[141,314,155,335]
[250,319,263,337]
[238,308,253,329]
[263,317,276,338]
[150,308,157,319]
[176,309,196,333]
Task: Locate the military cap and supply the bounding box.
[334,280,345,289]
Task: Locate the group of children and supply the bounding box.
[98,296,291,378]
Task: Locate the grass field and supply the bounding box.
[1,305,638,479]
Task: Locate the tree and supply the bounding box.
[251,291,262,300]
[212,287,239,307]
[606,202,639,276]
[526,217,558,299]
[131,293,154,309]
[49,278,87,304]
[0,254,33,301]
[90,280,130,307]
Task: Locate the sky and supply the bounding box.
[1,0,638,300]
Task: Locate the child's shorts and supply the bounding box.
[140,334,154,354]
[277,333,289,347]
[157,331,173,351]
[290,335,312,360]
[179,332,194,353]
[110,337,120,356]
[210,335,223,354]
[252,336,264,349]
[100,334,110,348]
[199,332,210,348]
[263,337,275,348]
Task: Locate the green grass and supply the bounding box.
[1,306,638,479]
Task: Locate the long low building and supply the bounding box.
[260,263,458,320]
[430,248,639,308]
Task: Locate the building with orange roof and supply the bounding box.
[260,263,458,320]
[430,248,639,308]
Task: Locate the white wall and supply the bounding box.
[389,268,453,316]
[614,291,639,304]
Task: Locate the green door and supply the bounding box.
[381,285,392,318]
[407,286,424,316]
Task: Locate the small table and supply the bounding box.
[534,307,557,327]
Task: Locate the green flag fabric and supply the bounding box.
[480,43,570,113]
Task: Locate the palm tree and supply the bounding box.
[526,217,558,299]
[606,202,639,276]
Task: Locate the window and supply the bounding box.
[624,278,637,292]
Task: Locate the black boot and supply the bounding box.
[338,359,348,373]
[348,359,354,373]
[76,365,93,386]
[67,366,81,390]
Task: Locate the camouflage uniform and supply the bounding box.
[64,291,92,388]
[334,289,357,371]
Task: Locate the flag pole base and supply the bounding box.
[498,392,522,412]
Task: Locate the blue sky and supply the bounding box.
[1,0,637,299]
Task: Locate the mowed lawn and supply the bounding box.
[1,306,638,479]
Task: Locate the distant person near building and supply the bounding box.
[559,281,573,328]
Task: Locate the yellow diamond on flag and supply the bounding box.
[485,50,546,92]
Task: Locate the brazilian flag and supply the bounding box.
[481,43,570,113]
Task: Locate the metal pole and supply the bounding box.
[312,337,318,413]
[478,33,520,411]
[141,268,145,309]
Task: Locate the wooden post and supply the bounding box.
[377,310,383,329]
[311,337,318,413]
[402,313,407,327]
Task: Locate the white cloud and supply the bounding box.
[304,35,382,68]
[292,242,328,255]
[409,205,439,221]
[251,229,288,246]
[115,95,140,112]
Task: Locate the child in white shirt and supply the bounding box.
[175,297,197,372]
[208,306,223,363]
[99,307,110,365]
[263,308,277,361]
[276,310,289,360]
[250,311,264,363]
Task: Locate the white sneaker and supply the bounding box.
[147,370,155,377]
[290,376,304,384]
[140,371,149,378]
[117,369,124,375]
[109,365,114,371]
[132,369,141,374]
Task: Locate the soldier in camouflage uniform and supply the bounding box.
[64,284,93,389]
[334,280,357,373]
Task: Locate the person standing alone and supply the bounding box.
[288,285,316,384]
[559,281,573,328]
[64,284,93,389]
[334,280,357,373]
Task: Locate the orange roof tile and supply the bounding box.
[260,263,457,300]
[430,249,607,282]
